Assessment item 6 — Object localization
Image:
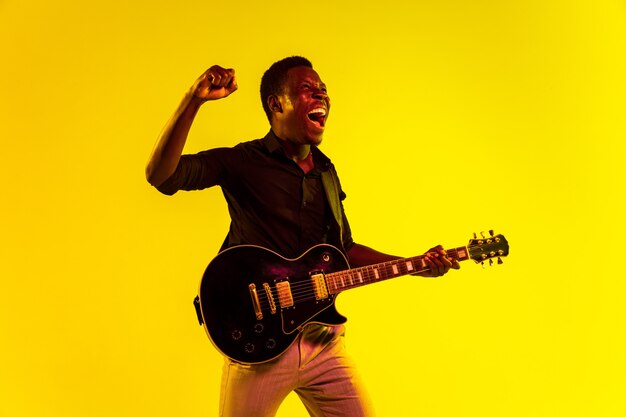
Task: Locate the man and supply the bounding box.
[146,56,458,417]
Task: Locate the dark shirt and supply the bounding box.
[157,130,354,258]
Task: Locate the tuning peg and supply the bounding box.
[473,232,477,239]
[480,231,486,238]
[489,259,494,266]
[481,261,485,268]
[497,257,503,265]
[489,229,494,237]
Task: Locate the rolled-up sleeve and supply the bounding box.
[155,148,237,195]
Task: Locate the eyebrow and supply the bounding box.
[301,79,327,89]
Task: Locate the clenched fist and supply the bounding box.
[191,65,238,101]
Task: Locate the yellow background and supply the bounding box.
[1,1,625,416]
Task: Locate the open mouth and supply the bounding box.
[307,108,327,128]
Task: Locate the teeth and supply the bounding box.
[308,108,326,116]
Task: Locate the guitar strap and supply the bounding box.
[320,164,346,255]
[193,295,203,325]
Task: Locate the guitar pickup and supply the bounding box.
[310,273,329,300]
[276,281,294,308]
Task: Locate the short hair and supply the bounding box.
[260,56,313,123]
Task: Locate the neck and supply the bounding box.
[283,140,313,173]
[273,132,311,162]
[273,134,314,173]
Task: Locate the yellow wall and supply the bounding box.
[1,1,625,416]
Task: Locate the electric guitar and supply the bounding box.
[197,232,509,364]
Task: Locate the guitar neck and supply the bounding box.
[325,246,470,294]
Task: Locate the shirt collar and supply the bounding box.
[262,130,331,171]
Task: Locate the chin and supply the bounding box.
[305,128,325,144]
[307,135,324,146]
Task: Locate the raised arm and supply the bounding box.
[145,65,238,187]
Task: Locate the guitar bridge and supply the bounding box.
[263,282,277,314]
[310,273,329,300]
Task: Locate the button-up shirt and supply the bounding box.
[157,130,354,258]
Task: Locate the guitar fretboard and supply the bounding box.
[325,246,470,294]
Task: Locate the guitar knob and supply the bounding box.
[244,343,255,353]
[254,323,264,334]
[265,339,276,349]
[231,329,243,340]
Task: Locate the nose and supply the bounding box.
[312,87,328,101]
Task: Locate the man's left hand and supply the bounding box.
[418,245,460,278]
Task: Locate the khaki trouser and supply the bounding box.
[219,324,374,417]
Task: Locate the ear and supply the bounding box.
[267,95,283,114]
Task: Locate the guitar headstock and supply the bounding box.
[467,230,509,266]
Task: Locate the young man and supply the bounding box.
[146,56,458,417]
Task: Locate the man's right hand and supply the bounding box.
[192,65,238,102]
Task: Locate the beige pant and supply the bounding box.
[219,325,374,417]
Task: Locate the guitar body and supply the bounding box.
[198,244,349,364]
